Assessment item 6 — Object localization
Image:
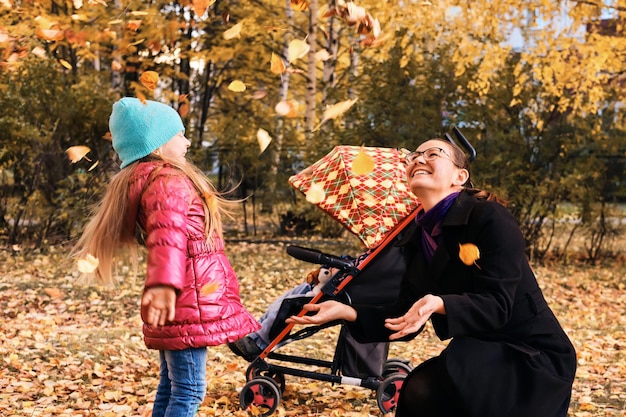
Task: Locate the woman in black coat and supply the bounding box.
[287,138,577,417]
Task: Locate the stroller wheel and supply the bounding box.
[376,371,406,414]
[382,359,413,377]
[240,376,281,416]
[246,363,287,393]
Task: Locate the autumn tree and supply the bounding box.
[0,0,624,259]
[0,58,113,245]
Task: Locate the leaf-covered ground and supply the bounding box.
[0,240,624,417]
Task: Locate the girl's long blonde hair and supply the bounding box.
[72,154,235,284]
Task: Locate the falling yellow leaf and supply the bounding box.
[290,0,309,11]
[257,128,272,154]
[126,20,142,31]
[287,39,310,63]
[223,22,242,40]
[200,282,220,296]
[77,254,99,273]
[305,182,325,204]
[351,147,375,175]
[139,71,159,90]
[344,2,367,24]
[71,13,89,21]
[228,80,246,92]
[34,15,55,29]
[315,49,332,62]
[129,38,146,46]
[59,59,72,69]
[36,29,64,41]
[192,0,216,17]
[275,100,298,117]
[313,98,358,131]
[249,89,268,100]
[459,243,480,266]
[31,46,47,58]
[66,145,92,163]
[270,52,286,74]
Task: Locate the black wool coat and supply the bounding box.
[348,191,577,417]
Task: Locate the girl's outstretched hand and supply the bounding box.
[141,285,177,326]
[385,294,444,340]
[286,300,357,326]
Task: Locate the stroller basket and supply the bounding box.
[237,210,418,416]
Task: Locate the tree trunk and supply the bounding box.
[304,0,318,136]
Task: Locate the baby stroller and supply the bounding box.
[238,210,417,416]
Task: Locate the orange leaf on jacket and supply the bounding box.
[459,243,480,266]
[200,283,220,296]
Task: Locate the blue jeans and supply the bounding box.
[152,347,207,417]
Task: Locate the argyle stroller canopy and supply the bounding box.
[289,146,420,248]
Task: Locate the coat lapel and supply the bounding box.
[429,245,451,281]
[428,192,477,281]
[398,192,478,283]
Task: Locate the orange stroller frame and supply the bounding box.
[238,209,419,416]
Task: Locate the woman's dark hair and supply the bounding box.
[431,138,508,206]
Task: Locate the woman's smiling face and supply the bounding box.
[405,139,469,208]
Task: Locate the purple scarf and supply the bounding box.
[414,192,460,263]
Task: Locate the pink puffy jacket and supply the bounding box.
[125,162,260,350]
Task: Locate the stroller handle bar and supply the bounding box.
[287,245,355,271]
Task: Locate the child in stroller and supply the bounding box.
[229,220,416,416]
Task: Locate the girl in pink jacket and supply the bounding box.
[74,97,260,417]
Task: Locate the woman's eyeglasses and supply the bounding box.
[401,147,460,167]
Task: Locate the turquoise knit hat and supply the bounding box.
[110,97,185,168]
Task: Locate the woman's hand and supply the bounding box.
[385,294,444,340]
[141,285,176,326]
[286,300,357,325]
